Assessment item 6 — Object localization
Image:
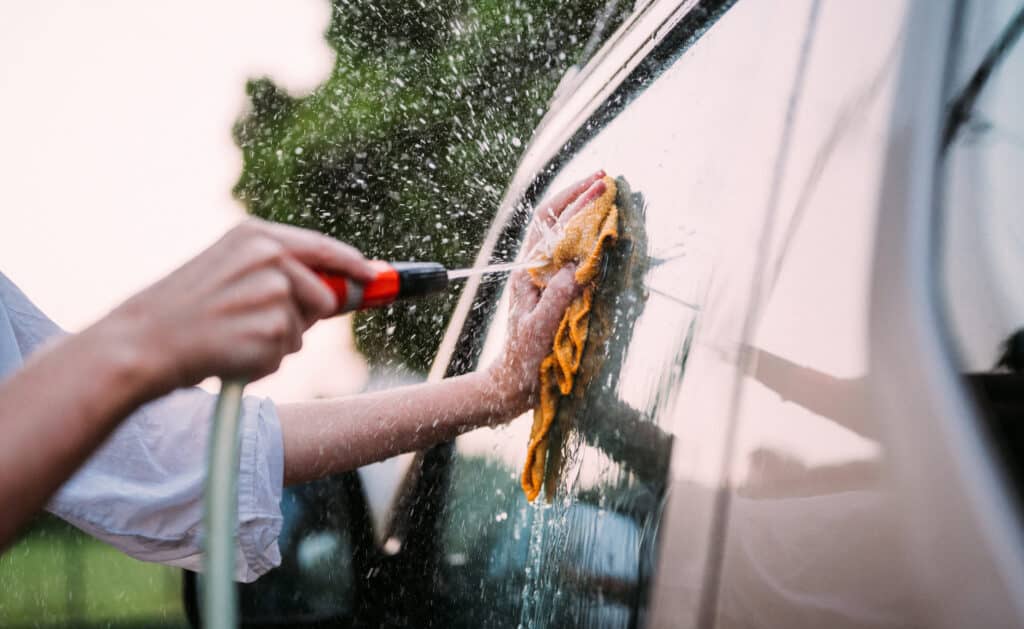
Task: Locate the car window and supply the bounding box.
[941,3,1024,496]
[235,475,370,623]
[422,1,835,626]
[186,472,379,627]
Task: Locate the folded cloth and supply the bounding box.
[521,176,619,501]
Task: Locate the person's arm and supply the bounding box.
[279,171,606,485]
[0,218,375,550]
[278,266,579,485]
[0,321,160,547]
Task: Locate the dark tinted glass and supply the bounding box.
[195,473,379,627]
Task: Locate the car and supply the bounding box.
[186,0,1024,626]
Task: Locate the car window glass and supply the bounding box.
[235,477,360,622]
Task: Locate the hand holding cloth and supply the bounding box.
[521,176,619,501]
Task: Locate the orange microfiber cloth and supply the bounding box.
[521,176,619,501]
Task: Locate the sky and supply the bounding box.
[0,1,369,401]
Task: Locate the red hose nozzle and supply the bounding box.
[316,261,449,315]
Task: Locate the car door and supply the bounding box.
[704,1,1024,628]
[702,2,923,627]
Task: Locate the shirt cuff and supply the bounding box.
[234,395,285,583]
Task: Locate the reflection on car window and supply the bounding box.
[941,5,1024,496]
[430,8,733,627]
[227,474,376,626]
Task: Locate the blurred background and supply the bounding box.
[0,0,626,626]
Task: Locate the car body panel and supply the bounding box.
[709,3,919,626]
[870,0,1024,626]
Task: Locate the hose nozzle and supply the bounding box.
[317,261,449,315]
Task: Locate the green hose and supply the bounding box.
[202,378,247,629]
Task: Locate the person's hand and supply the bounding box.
[94,218,376,394]
[487,171,607,416]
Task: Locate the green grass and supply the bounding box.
[0,516,188,628]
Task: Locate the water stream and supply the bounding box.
[447,259,546,280]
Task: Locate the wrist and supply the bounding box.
[482,360,533,421]
[84,305,179,403]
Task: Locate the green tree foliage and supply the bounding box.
[234,0,626,374]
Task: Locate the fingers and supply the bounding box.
[522,178,607,263]
[554,178,606,229]
[246,218,377,283]
[145,219,364,387]
[235,257,325,374]
[207,257,318,373]
[278,255,338,327]
[540,170,606,221]
[279,300,305,356]
[215,303,303,380]
[524,170,605,252]
[528,265,581,336]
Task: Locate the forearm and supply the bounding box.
[278,368,524,486]
[0,321,162,548]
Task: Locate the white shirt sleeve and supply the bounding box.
[0,272,284,583]
[48,389,285,583]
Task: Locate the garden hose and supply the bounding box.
[202,378,246,629]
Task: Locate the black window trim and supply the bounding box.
[941,3,1024,149]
